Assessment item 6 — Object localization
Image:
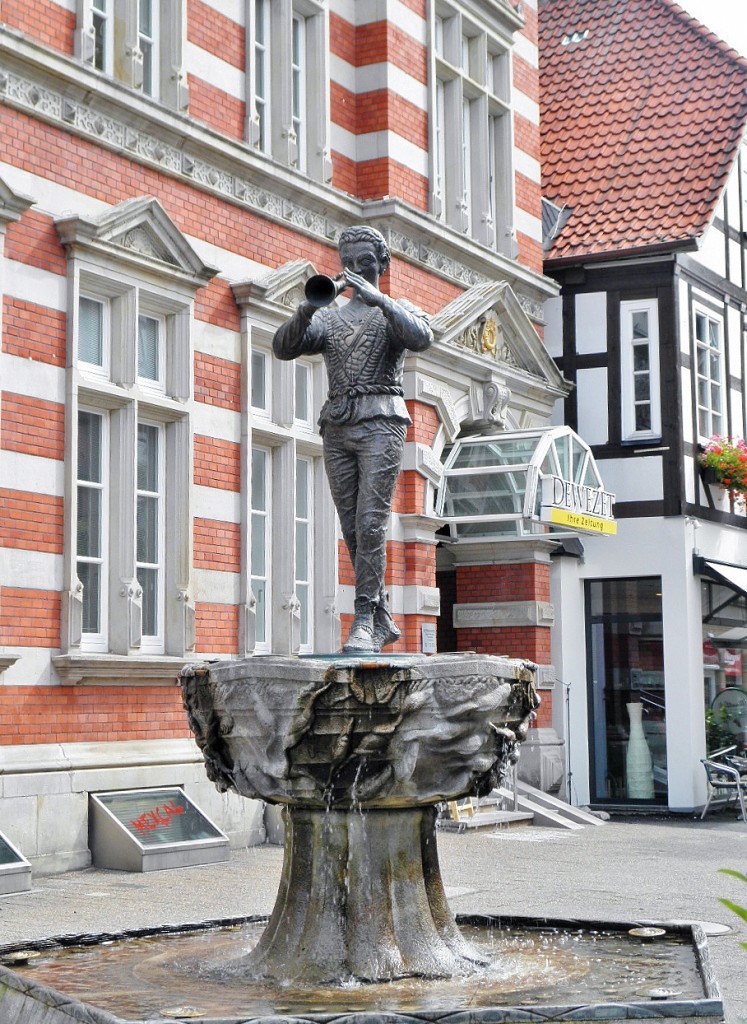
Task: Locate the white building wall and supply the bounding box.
[552,515,747,812]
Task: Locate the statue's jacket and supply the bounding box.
[273,299,432,433]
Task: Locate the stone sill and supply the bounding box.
[0,738,201,776]
[52,654,192,686]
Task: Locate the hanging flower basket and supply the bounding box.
[699,436,747,505]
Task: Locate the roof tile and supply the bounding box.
[540,0,747,261]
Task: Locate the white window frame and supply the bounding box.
[139,0,160,99]
[77,406,109,652]
[620,298,661,442]
[78,291,111,381]
[63,272,195,663]
[291,12,307,172]
[694,303,725,440]
[430,1,515,252]
[92,0,114,74]
[136,308,166,393]
[245,0,331,181]
[251,445,272,653]
[75,0,188,109]
[295,455,313,653]
[294,361,312,427]
[251,347,271,416]
[136,418,166,652]
[254,0,270,153]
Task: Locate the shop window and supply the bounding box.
[620,299,661,441]
[694,305,724,440]
[247,0,331,181]
[586,578,667,804]
[75,0,188,109]
[701,578,747,754]
[431,2,514,252]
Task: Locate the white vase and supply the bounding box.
[626,702,654,800]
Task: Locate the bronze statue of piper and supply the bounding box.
[272,226,433,652]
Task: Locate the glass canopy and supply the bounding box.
[436,426,606,540]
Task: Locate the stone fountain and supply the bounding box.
[0,227,727,1021]
[180,652,538,985]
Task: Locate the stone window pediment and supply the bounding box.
[233,259,340,316]
[431,281,570,394]
[55,197,218,288]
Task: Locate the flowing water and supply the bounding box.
[5,919,704,1021]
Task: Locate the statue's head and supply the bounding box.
[338,226,390,276]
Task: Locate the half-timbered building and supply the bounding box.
[540,0,747,811]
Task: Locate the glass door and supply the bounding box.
[586,578,667,804]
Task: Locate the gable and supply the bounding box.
[55,196,218,286]
[432,280,570,394]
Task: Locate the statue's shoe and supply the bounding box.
[372,608,401,650]
[342,618,376,653]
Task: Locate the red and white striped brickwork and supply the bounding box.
[0,0,548,751]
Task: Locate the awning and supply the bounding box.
[436,425,615,542]
[695,556,747,598]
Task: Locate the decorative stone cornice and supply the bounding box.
[0,175,33,228]
[0,28,556,312]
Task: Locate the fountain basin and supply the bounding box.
[180,654,538,810]
[180,653,538,983]
[0,914,724,1023]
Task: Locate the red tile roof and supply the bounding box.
[540,0,747,263]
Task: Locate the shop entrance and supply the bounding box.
[586,577,667,804]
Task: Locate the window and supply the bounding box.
[291,14,307,173]
[695,306,724,439]
[251,446,271,651]
[136,421,165,650]
[77,409,108,650]
[76,0,187,109]
[254,0,270,151]
[78,294,108,375]
[295,457,313,650]
[55,198,216,677]
[247,0,330,181]
[294,362,312,425]
[431,3,514,251]
[73,281,185,657]
[251,349,270,414]
[620,299,661,441]
[139,0,159,98]
[92,0,113,73]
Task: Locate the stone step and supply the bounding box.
[493,786,585,830]
[438,809,534,832]
[515,780,607,827]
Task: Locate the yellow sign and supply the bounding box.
[548,506,617,535]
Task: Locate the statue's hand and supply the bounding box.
[344,269,383,307]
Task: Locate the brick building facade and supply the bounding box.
[0,0,563,872]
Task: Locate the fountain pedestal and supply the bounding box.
[181,653,538,984]
[247,805,480,983]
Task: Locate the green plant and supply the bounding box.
[719,868,747,950]
[700,436,747,504]
[706,705,734,753]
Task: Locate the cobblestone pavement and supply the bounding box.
[1,812,746,1022]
